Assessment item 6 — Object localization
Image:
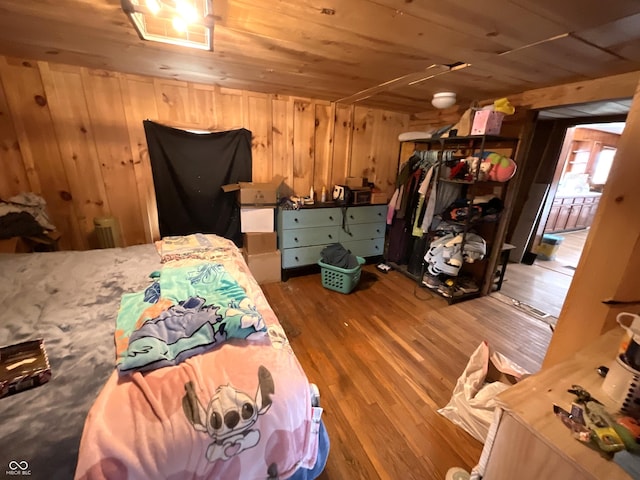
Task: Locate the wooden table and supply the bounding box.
[475,328,635,479]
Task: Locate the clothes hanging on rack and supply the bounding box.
[412,165,437,237]
[388,151,439,224]
[386,188,400,225]
[422,180,438,232]
[386,150,441,263]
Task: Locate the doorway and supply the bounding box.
[495,113,628,322]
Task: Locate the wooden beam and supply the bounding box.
[409,69,640,131]
[336,65,448,104]
[543,75,640,368]
[512,70,640,110]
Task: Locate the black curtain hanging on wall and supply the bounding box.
[143,121,252,245]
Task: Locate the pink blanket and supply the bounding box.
[75,240,319,479]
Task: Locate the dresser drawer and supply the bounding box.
[280,226,341,248]
[340,223,385,241]
[281,245,327,269]
[343,205,387,224]
[342,237,385,257]
[280,208,341,229]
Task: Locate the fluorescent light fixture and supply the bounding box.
[121,0,215,51]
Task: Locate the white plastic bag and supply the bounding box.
[438,341,529,442]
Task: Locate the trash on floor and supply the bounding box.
[438,341,529,442]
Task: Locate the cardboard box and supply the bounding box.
[471,110,504,135]
[222,175,285,206]
[240,207,275,233]
[486,356,522,386]
[0,339,51,398]
[243,232,277,254]
[345,176,365,188]
[243,250,282,284]
[370,192,388,205]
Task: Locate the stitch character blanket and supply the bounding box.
[75,239,321,479]
[116,263,266,374]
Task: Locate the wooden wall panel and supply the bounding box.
[119,75,160,242]
[216,88,244,131]
[38,62,109,247]
[368,109,409,196]
[349,106,409,194]
[271,96,294,197]
[0,57,83,250]
[331,104,354,191]
[0,55,409,249]
[0,75,29,197]
[80,68,146,246]
[154,79,191,125]
[350,107,375,180]
[313,103,333,195]
[292,98,315,197]
[246,93,272,182]
[189,84,217,129]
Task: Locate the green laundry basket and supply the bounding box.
[318,256,366,294]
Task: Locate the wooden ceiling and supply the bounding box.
[0,0,639,114]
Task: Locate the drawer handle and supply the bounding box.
[329,216,333,220]
[328,234,333,239]
[294,218,299,223]
[377,212,382,216]
[295,256,299,261]
[349,215,354,219]
[294,237,298,242]
[376,229,380,234]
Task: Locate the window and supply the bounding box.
[591,147,616,185]
[570,150,590,174]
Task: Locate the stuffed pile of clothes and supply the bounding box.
[0,193,56,240]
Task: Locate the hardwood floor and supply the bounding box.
[262,266,553,480]
[498,229,588,320]
[534,229,588,274]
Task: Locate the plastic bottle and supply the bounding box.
[321,186,327,203]
[310,186,315,202]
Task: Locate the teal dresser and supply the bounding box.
[277,204,386,277]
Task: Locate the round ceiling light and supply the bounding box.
[431,92,457,109]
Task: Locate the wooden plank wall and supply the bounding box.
[0,55,409,250]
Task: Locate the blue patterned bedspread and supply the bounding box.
[116,262,265,374]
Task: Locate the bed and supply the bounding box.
[0,234,328,479]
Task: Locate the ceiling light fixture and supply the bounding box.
[431,92,457,109]
[121,0,215,51]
